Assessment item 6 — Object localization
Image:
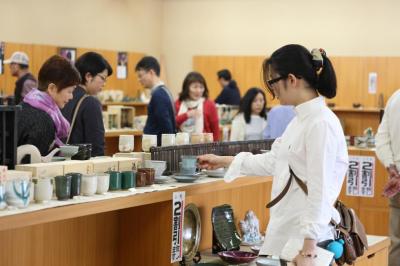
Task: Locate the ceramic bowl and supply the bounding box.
[144,160,167,177]
[59,145,79,158]
[218,251,258,265]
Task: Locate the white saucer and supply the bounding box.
[175,172,203,178]
[172,175,200,183]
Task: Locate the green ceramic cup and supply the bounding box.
[107,171,122,191]
[121,171,136,190]
[65,172,82,198]
[55,175,72,201]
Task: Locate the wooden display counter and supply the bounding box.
[0,145,390,265]
[340,146,390,236]
[104,129,143,155]
[0,176,272,266]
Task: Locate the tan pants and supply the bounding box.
[389,193,400,266]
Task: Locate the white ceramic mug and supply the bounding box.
[5,179,31,208]
[81,174,97,196]
[0,183,7,210]
[96,173,110,194]
[33,178,53,203]
[190,133,205,144]
[142,134,157,152]
[176,132,190,145]
[119,135,134,152]
[161,134,176,147]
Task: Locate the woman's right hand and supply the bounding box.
[197,154,233,170]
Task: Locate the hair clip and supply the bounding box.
[311,48,325,73]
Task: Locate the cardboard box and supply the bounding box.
[6,170,33,180]
[16,162,64,178]
[113,157,141,171]
[90,158,118,173]
[113,153,145,169]
[63,160,93,175]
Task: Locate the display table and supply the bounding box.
[0,176,272,266]
[200,235,390,266]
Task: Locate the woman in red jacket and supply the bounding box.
[175,72,220,141]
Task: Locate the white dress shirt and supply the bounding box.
[224,96,349,255]
[375,89,400,169]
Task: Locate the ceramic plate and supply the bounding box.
[173,175,200,183]
[175,172,204,178]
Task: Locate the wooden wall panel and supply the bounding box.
[194,56,400,108]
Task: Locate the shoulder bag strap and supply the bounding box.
[66,94,89,144]
[266,166,308,208]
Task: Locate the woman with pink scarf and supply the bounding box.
[18,55,81,155]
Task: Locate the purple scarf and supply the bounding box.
[23,89,70,147]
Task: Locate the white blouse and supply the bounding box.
[224,96,348,255]
[230,114,267,141]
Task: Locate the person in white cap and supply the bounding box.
[4,51,37,104]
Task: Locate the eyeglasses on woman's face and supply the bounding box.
[266,76,287,90]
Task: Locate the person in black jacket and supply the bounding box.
[135,56,176,145]
[62,52,113,156]
[4,51,37,104]
[215,69,241,106]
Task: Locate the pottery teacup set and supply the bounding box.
[173,155,202,183]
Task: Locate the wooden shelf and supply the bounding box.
[330,106,382,113]
[105,129,143,138]
[0,176,271,232]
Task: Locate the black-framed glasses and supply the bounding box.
[266,76,287,89]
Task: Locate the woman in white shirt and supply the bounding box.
[230,87,267,141]
[198,45,348,266]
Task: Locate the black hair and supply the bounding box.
[179,71,209,101]
[135,56,160,76]
[217,69,232,81]
[262,44,337,99]
[239,87,267,124]
[75,52,113,85]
